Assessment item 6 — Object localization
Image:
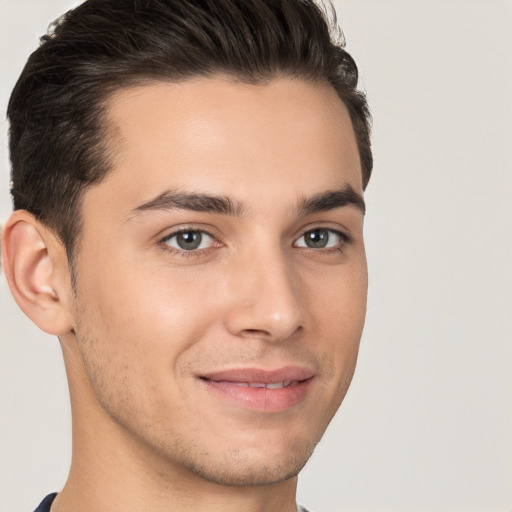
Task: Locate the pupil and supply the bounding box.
[306,229,328,248]
[177,231,202,250]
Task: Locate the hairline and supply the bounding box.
[67,71,361,276]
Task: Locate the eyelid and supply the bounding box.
[157,223,218,243]
[164,230,214,248]
[293,227,352,250]
[158,226,222,256]
[156,223,352,257]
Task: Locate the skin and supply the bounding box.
[2,77,367,512]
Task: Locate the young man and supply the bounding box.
[1,1,372,511]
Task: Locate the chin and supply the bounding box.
[185,457,310,488]
[178,435,318,487]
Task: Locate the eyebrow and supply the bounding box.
[129,184,365,219]
[297,185,366,216]
[130,190,244,217]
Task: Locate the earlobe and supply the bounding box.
[1,210,74,335]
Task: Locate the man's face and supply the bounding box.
[67,77,367,486]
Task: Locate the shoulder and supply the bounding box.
[33,493,57,512]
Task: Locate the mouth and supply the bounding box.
[213,380,298,389]
[198,367,315,413]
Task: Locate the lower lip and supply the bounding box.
[200,378,313,413]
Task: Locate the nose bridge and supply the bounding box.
[224,242,304,341]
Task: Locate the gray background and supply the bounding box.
[1,1,511,511]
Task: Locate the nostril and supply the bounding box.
[241,328,272,338]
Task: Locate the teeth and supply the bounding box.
[252,381,295,389]
[214,380,296,389]
[266,382,285,389]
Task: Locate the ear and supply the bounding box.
[1,210,74,335]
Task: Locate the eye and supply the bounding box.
[162,229,215,251]
[294,228,348,250]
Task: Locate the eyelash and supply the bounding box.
[159,228,219,258]
[294,228,352,254]
[158,227,352,258]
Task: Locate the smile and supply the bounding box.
[198,367,314,413]
[217,380,296,389]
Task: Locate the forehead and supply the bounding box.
[94,77,362,212]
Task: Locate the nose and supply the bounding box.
[223,250,304,342]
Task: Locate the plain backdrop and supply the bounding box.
[1,1,511,511]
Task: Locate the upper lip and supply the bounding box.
[199,366,315,384]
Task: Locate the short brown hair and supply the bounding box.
[8,0,372,262]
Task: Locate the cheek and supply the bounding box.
[73,252,223,370]
[310,261,367,380]
[315,258,368,331]
[71,259,225,423]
